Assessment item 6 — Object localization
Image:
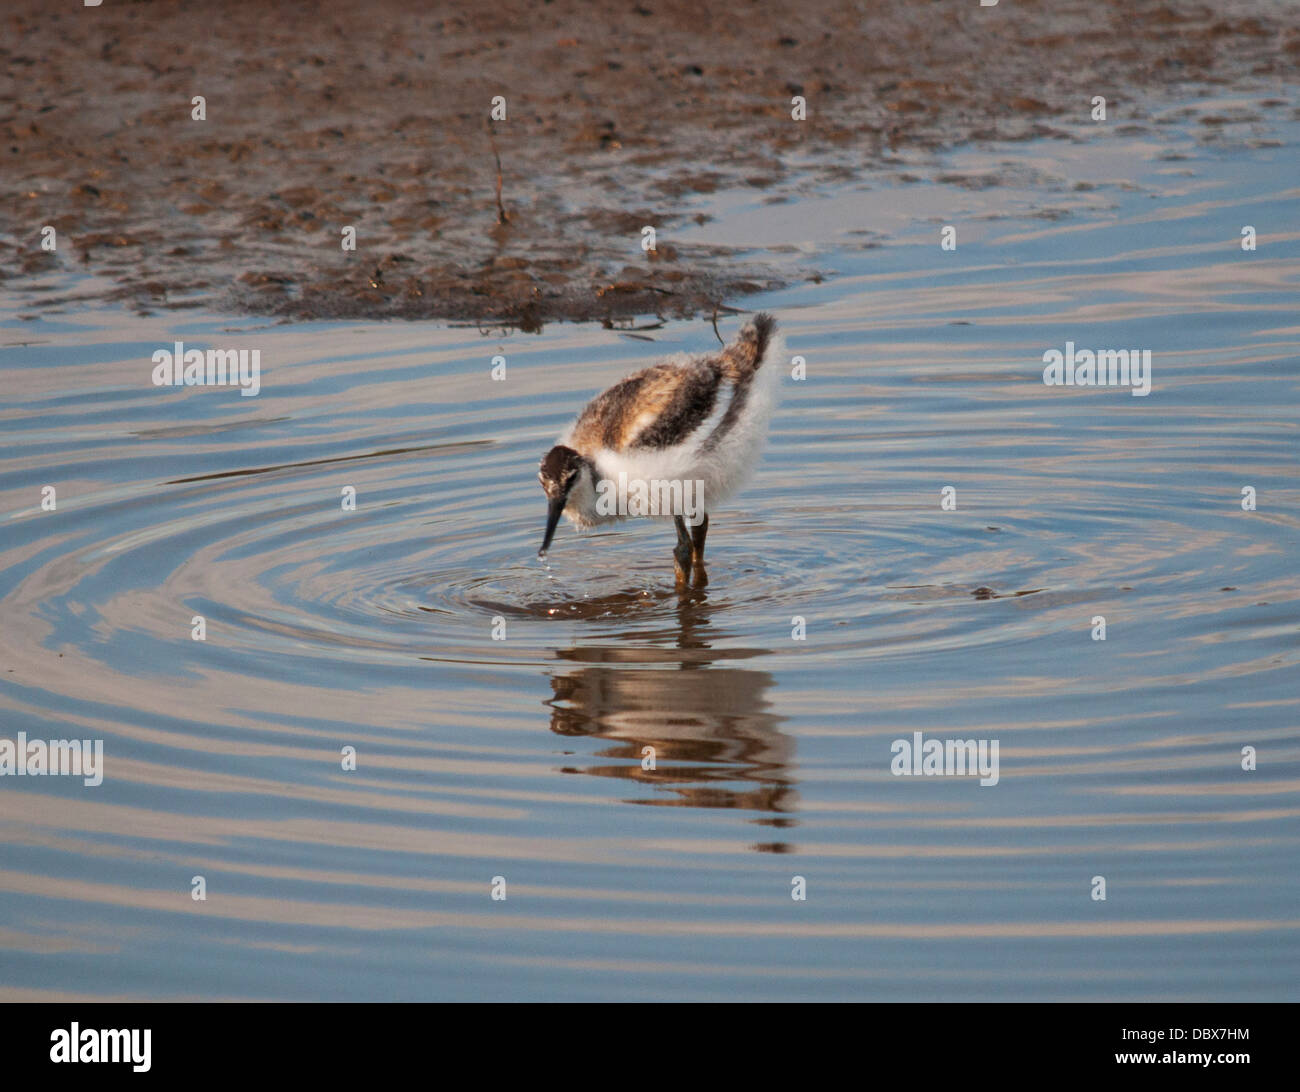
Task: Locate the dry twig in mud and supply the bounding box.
[487,122,509,226]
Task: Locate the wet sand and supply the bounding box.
[2,0,1296,327]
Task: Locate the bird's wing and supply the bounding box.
[569,358,725,452]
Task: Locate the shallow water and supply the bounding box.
[2,103,1298,1001]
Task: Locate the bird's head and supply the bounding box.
[537,444,590,557]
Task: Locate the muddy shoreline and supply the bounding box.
[2,0,1296,329]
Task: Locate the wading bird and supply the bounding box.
[537,313,778,587]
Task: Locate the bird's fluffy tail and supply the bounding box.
[719,313,776,383]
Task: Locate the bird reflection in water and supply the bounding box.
[544,590,797,850]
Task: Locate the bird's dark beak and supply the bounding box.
[539,494,565,557]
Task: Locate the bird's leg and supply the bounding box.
[673,515,694,587]
[689,513,709,588]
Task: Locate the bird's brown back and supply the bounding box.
[569,358,723,452]
[568,314,776,454]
